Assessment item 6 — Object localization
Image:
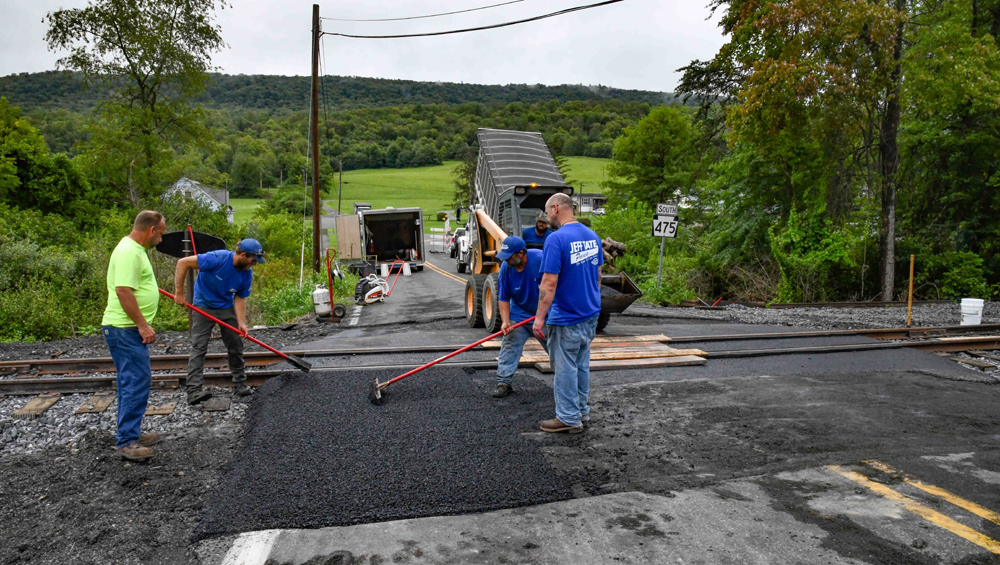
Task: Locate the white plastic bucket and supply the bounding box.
[960,298,984,326]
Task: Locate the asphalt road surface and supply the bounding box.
[198,241,1000,565]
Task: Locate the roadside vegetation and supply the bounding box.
[589,0,1000,306]
[1,0,997,339]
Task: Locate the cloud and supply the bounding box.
[1,0,726,92]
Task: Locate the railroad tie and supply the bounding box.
[75,391,116,414]
[949,356,997,370]
[201,397,230,412]
[12,392,61,420]
[971,351,1000,362]
[145,402,177,416]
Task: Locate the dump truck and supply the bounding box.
[462,128,641,333]
[336,206,425,272]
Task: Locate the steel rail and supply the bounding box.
[2,324,998,381]
[0,360,501,396]
[4,334,999,396]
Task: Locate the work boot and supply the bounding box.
[117,442,153,461]
[492,383,513,398]
[581,414,590,428]
[233,384,252,397]
[138,432,163,447]
[539,418,584,434]
[187,389,212,405]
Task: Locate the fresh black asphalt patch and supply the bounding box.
[194,367,570,540]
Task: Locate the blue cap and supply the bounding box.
[495,236,526,261]
[237,238,266,264]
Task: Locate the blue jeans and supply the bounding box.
[103,326,152,448]
[546,316,599,427]
[496,324,547,385]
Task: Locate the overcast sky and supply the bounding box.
[0,0,726,93]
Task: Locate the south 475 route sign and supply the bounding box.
[652,215,678,238]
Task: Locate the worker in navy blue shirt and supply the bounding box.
[173,238,265,404]
[521,211,553,247]
[492,236,547,398]
[533,193,603,434]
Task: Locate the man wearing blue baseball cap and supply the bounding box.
[492,235,547,398]
[173,238,264,404]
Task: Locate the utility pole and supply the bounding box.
[310,4,322,272]
[338,159,343,215]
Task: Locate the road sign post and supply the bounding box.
[652,203,679,289]
[657,237,664,289]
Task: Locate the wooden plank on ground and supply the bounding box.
[949,356,997,370]
[201,397,230,412]
[12,392,61,420]
[939,335,1000,342]
[508,340,672,352]
[504,344,672,360]
[519,348,707,364]
[481,334,671,349]
[535,355,707,373]
[145,402,177,416]
[75,391,116,414]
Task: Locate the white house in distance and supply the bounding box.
[166,178,234,224]
[574,192,607,215]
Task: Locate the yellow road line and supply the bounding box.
[424,261,465,284]
[863,460,1000,526]
[424,261,466,284]
[827,465,1000,554]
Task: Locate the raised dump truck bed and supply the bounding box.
[473,128,572,244]
[462,128,642,332]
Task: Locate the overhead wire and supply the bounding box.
[321,0,524,22]
[321,0,623,39]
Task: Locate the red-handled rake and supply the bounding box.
[158,288,312,372]
[370,316,535,405]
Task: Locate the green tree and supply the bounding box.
[451,145,476,211]
[899,0,1000,288]
[0,97,104,226]
[601,106,704,208]
[45,0,227,202]
[678,0,909,299]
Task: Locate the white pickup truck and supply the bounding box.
[454,228,471,273]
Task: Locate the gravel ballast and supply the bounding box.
[0,389,249,458]
[194,367,572,540]
[626,301,998,330]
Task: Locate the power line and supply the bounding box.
[321,0,524,23]
[321,0,623,39]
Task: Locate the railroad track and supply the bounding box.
[2,323,999,396]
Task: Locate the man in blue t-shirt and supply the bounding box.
[521,211,553,248]
[492,236,547,398]
[533,193,603,434]
[173,238,265,404]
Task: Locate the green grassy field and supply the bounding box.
[562,156,610,194]
[229,156,610,232]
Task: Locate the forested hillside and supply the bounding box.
[0,71,679,113]
[15,98,662,195]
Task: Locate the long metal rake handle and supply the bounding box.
[380,316,535,389]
